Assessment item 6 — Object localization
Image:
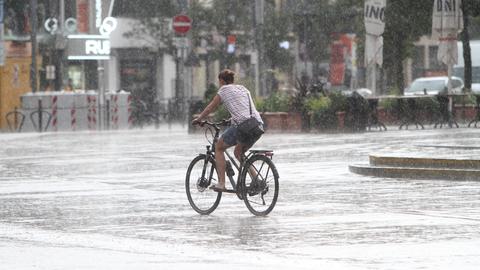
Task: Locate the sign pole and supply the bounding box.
[448,63,453,116]
[98,61,105,130]
[0,0,4,66]
[371,62,376,96]
[172,14,191,123]
[30,0,38,93]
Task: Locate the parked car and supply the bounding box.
[404,76,464,96]
[341,88,373,98]
[454,40,480,94]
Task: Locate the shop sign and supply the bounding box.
[46,65,55,80]
[5,41,31,57]
[67,35,110,60]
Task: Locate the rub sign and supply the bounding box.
[364,0,386,36]
[67,0,117,60]
[67,35,110,60]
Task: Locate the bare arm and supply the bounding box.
[192,94,221,124]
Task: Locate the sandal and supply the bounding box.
[210,184,226,192]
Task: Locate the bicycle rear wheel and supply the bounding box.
[185,155,221,215]
[240,154,279,216]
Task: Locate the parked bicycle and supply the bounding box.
[186,120,279,216]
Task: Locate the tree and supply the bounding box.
[462,0,473,90]
[383,0,433,93]
[461,0,480,90]
[290,0,364,82]
[121,0,178,54]
[263,6,295,73]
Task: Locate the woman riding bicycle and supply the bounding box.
[192,69,264,192]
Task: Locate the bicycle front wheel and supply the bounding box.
[185,155,221,215]
[240,154,279,216]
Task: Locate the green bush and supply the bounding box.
[328,92,348,112]
[256,92,290,112]
[305,96,337,130]
[305,96,331,112]
[303,92,349,130]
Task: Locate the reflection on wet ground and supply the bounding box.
[1,126,480,269]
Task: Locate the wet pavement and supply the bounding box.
[1,125,480,269]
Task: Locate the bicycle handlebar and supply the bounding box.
[193,119,231,128]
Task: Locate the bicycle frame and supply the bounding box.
[199,121,264,193]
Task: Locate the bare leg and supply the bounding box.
[215,139,229,189]
[234,144,257,178]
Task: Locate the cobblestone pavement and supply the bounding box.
[1,126,480,269]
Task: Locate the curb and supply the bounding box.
[350,155,480,181]
[349,164,480,181]
[370,155,480,169]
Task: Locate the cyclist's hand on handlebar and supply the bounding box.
[220,118,231,126]
[191,118,201,126]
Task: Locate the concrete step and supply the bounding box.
[349,164,480,181]
[349,155,480,180]
[369,155,480,170]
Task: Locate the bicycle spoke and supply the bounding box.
[241,155,279,216]
[186,155,221,215]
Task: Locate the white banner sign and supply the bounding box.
[432,0,463,66]
[364,0,386,36]
[432,0,463,39]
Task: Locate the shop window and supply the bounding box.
[67,64,84,90]
[120,59,155,92]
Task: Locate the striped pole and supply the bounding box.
[70,103,76,131]
[111,95,119,129]
[92,96,97,130]
[87,96,92,130]
[127,95,133,128]
[51,95,58,131]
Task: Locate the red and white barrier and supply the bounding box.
[20,92,131,132]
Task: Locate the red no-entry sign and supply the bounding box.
[172,15,192,34]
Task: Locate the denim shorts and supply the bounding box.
[221,126,239,146]
[221,125,263,147]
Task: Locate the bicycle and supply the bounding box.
[186,120,279,216]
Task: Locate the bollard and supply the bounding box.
[39,100,43,132]
[106,99,110,130]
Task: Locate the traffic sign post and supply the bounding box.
[172,15,191,124]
